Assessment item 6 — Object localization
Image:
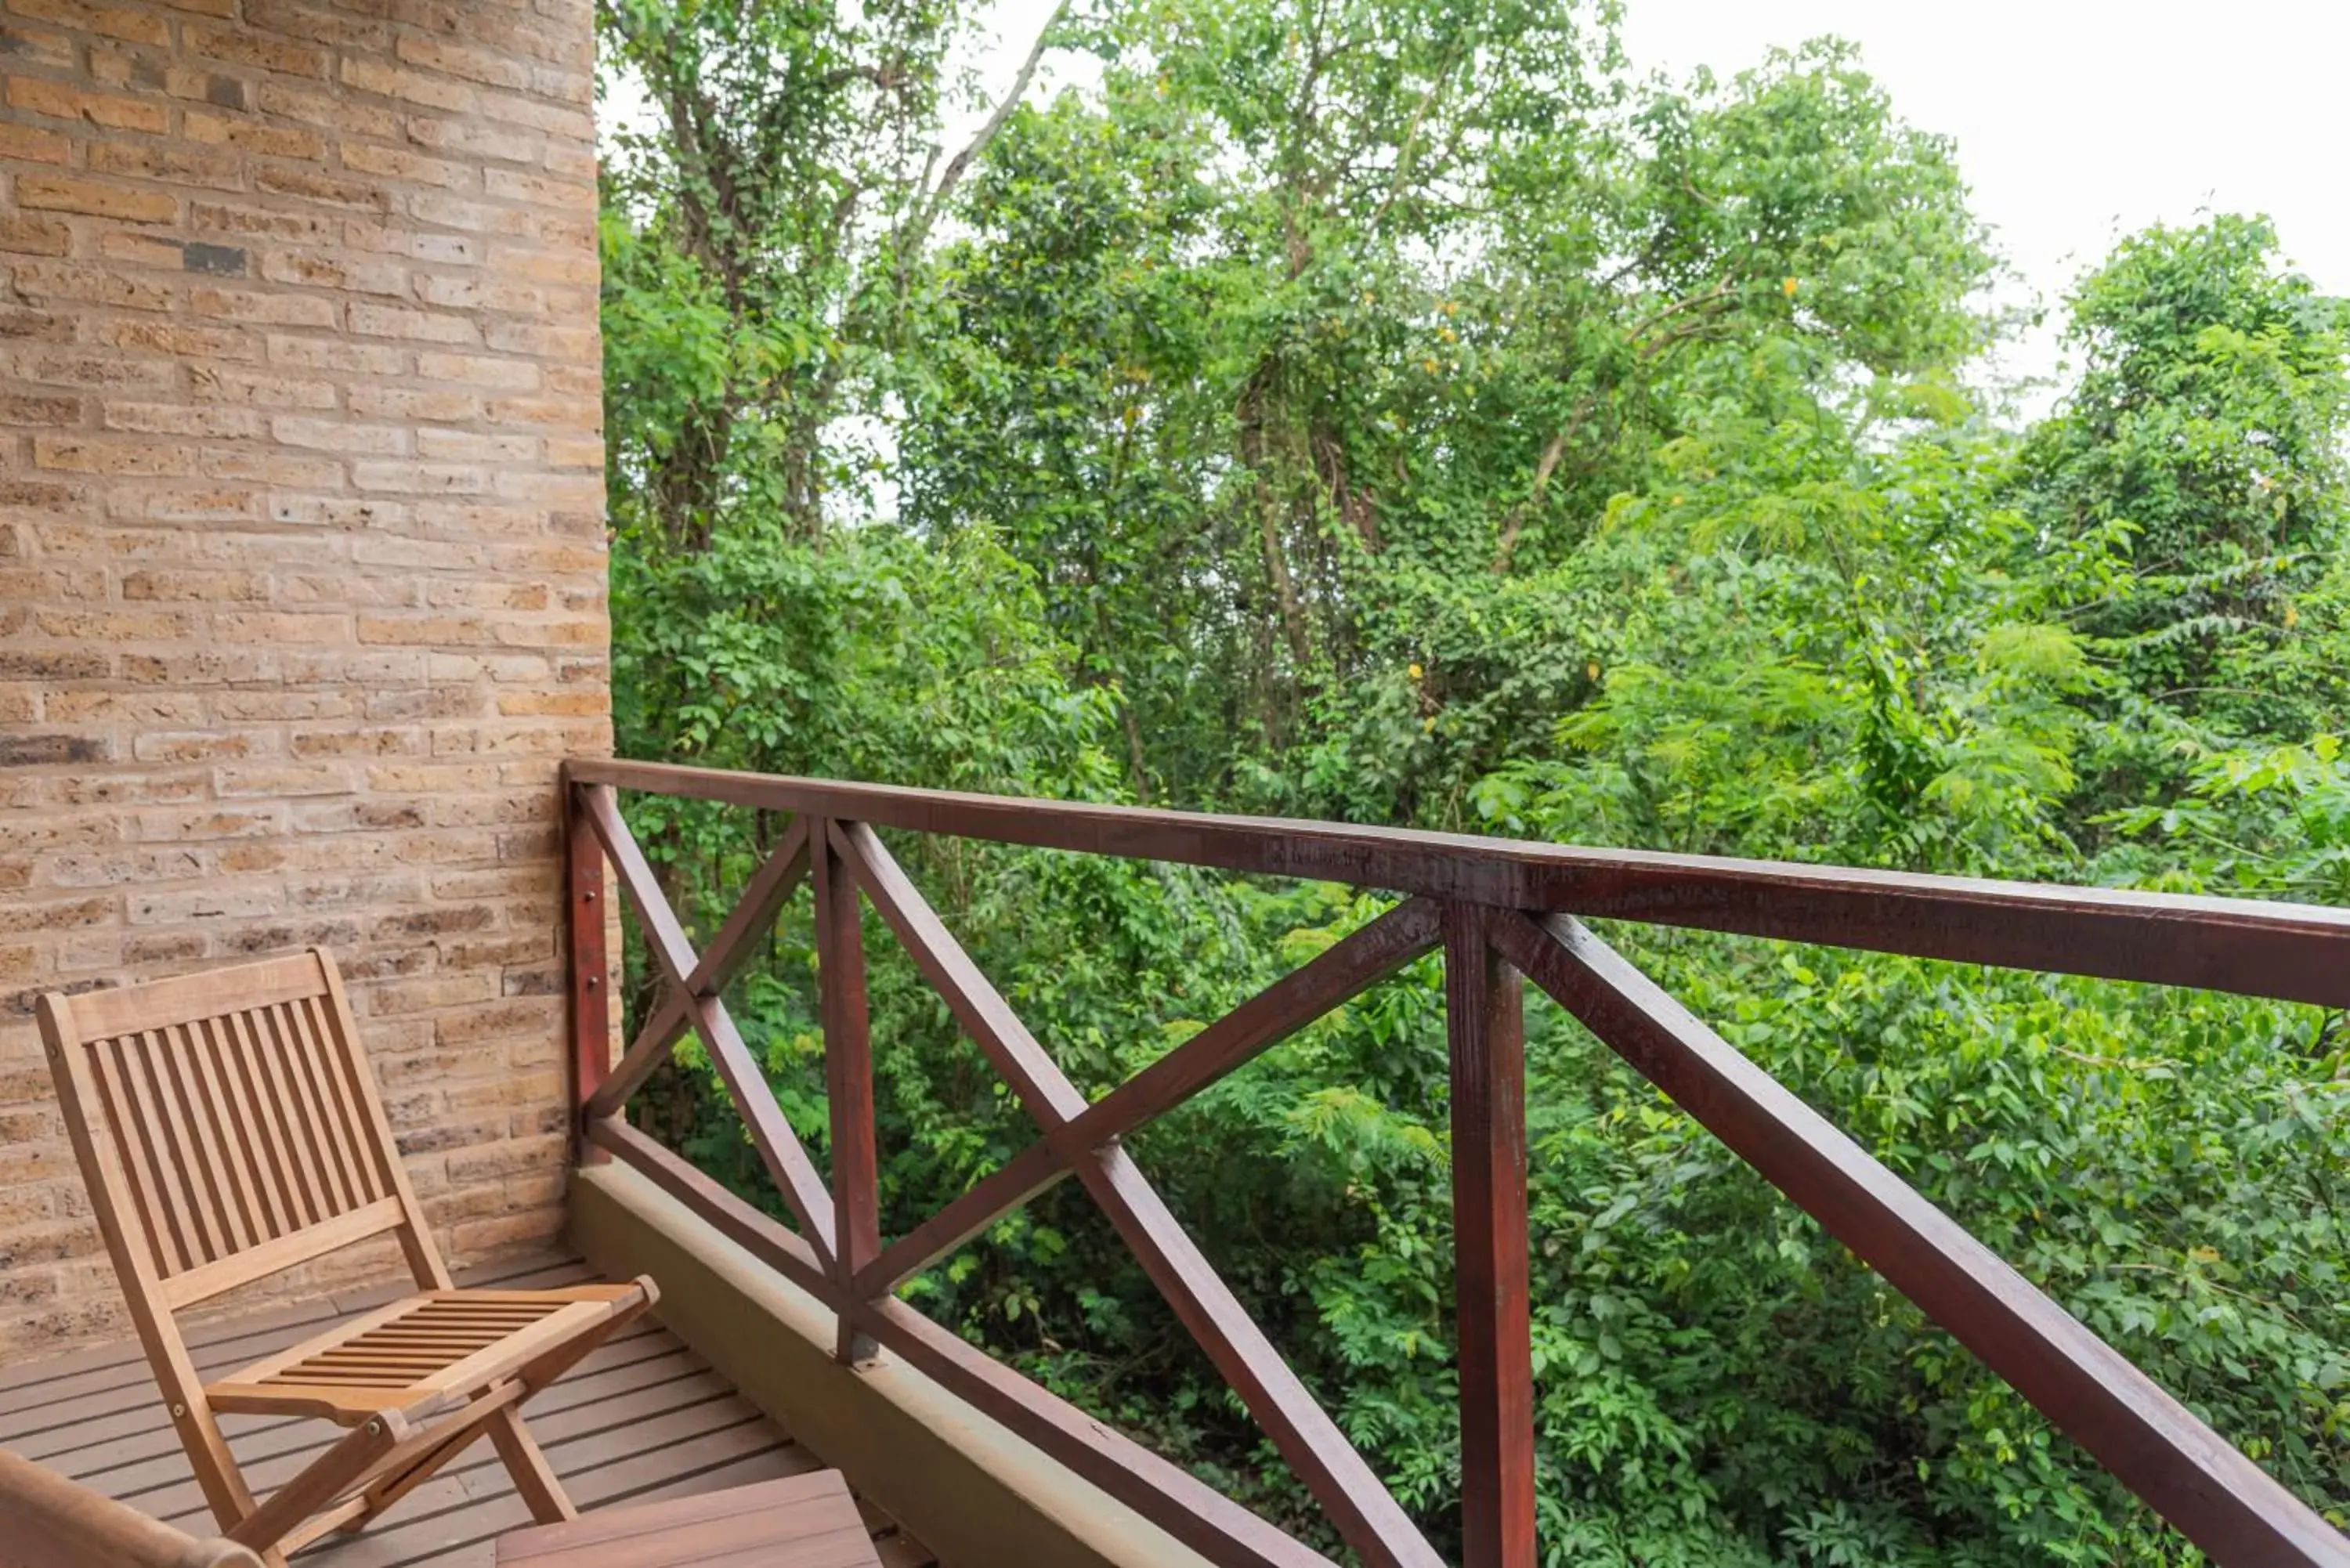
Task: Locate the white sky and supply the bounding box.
[613,0,2350,401]
[1619,0,2350,398]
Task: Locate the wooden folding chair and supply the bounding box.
[38,948,658,1567]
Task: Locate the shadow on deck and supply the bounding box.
[0,1251,935,1567]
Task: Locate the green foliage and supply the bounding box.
[599,0,2350,1559]
[2017,215,2350,743]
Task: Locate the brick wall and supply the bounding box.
[0,0,606,1355]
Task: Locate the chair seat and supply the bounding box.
[208,1285,649,1425]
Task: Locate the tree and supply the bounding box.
[2016,215,2350,747]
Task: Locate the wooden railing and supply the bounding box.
[561,758,2350,1568]
[0,1450,264,1568]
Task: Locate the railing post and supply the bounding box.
[1444,901,1536,1568]
[564,778,609,1160]
[814,818,880,1360]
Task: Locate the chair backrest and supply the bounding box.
[39,949,450,1321]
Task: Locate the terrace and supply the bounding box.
[0,1249,935,1567]
[2,0,2348,1564]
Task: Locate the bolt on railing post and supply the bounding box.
[814,818,880,1362]
[563,778,610,1162]
[1444,901,1537,1568]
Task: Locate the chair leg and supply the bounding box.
[227,1411,407,1555]
[343,1381,530,1529]
[488,1407,577,1524]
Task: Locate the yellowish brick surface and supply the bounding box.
[0,0,605,1353]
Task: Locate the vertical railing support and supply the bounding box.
[815,819,880,1361]
[1444,902,1536,1568]
[564,779,609,1159]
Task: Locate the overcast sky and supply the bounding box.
[1620,0,2350,396]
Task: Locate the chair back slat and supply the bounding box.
[42,950,443,1310]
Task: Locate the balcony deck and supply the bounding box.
[0,1249,935,1568]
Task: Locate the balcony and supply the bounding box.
[0,1247,935,1567]
[5,762,2349,1567]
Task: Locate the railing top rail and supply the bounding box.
[566,759,2350,1008]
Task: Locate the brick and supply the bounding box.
[341,140,470,189]
[483,321,595,359]
[259,248,407,294]
[9,261,173,312]
[340,53,473,112]
[349,385,479,422]
[88,139,247,190]
[0,215,72,255]
[0,23,74,67]
[190,200,340,244]
[267,334,407,375]
[185,21,328,77]
[482,167,587,210]
[177,70,249,110]
[14,175,178,223]
[415,275,549,316]
[200,448,342,486]
[102,402,263,438]
[254,78,397,139]
[405,114,541,167]
[240,0,387,50]
[104,320,262,360]
[0,734,108,768]
[487,241,598,286]
[418,430,534,463]
[416,351,537,389]
[110,486,261,522]
[345,222,479,265]
[5,74,168,132]
[0,305,73,341]
[269,416,410,454]
[395,31,530,90]
[190,286,339,327]
[471,86,588,140]
[212,611,349,642]
[0,119,72,164]
[33,436,196,476]
[486,396,595,428]
[349,303,477,344]
[350,464,489,496]
[0,392,80,425]
[182,107,327,160]
[9,0,172,45]
[38,605,196,638]
[400,190,520,235]
[255,164,388,211]
[183,365,338,408]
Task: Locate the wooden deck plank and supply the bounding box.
[0,1252,937,1568]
